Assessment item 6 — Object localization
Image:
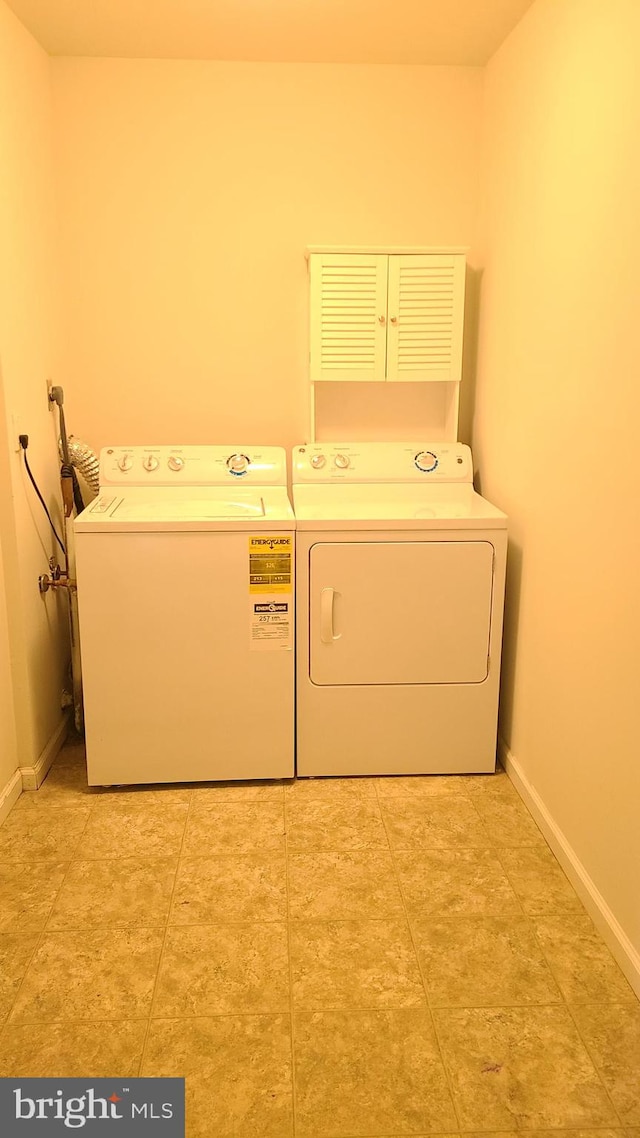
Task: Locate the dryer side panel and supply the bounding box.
[309,540,493,686]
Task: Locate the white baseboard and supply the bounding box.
[0,767,22,826]
[20,713,70,792]
[499,737,640,1001]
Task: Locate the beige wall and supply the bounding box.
[0,364,18,791]
[474,0,640,967]
[0,0,69,775]
[51,60,482,451]
[0,487,18,791]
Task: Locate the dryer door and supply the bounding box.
[309,541,494,686]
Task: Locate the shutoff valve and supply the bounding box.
[38,557,77,596]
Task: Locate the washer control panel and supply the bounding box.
[100,446,288,486]
[293,443,472,483]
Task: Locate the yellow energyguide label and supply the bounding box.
[248,535,293,594]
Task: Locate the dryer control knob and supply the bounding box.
[310,454,326,469]
[117,454,133,472]
[415,451,438,473]
[142,454,159,472]
[227,453,249,475]
[167,455,184,472]
[334,454,350,470]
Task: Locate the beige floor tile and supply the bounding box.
[534,913,636,1004]
[395,849,522,916]
[52,738,87,768]
[183,802,285,855]
[47,857,178,930]
[170,853,287,924]
[285,800,389,851]
[0,862,68,933]
[4,745,634,1135]
[291,919,425,1010]
[74,804,189,860]
[498,846,586,915]
[285,777,377,801]
[464,1132,624,1138]
[153,922,289,1016]
[0,1020,147,1076]
[15,762,97,808]
[382,796,492,850]
[294,1008,457,1136]
[10,928,164,1023]
[191,780,284,802]
[0,932,39,1021]
[572,1002,640,1124]
[142,1015,293,1137]
[92,783,193,806]
[469,794,545,847]
[461,769,519,798]
[288,850,404,920]
[376,775,470,797]
[411,915,561,1007]
[433,1006,618,1128]
[0,806,90,862]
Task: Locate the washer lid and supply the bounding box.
[111,497,265,521]
[75,486,294,533]
[292,483,507,531]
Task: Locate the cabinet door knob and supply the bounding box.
[390,316,398,324]
[378,315,386,324]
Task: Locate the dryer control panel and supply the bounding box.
[293,443,473,483]
[99,446,288,486]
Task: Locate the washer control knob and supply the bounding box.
[334,454,350,470]
[415,450,438,473]
[117,454,133,472]
[167,455,184,472]
[310,454,326,469]
[142,454,159,472]
[227,453,249,475]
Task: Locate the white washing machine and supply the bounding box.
[293,442,507,776]
[75,445,295,785]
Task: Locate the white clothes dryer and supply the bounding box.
[75,445,295,785]
[292,442,507,776]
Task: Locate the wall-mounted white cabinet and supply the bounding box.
[309,249,466,383]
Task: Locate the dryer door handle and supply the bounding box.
[320,587,341,644]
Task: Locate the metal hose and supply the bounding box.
[60,435,100,495]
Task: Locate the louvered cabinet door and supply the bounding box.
[310,253,388,381]
[386,254,466,381]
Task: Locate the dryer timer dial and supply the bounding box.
[415,451,438,473]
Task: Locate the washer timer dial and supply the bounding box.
[415,451,438,473]
[227,453,250,475]
[334,454,350,470]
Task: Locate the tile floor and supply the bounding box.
[0,737,639,1136]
